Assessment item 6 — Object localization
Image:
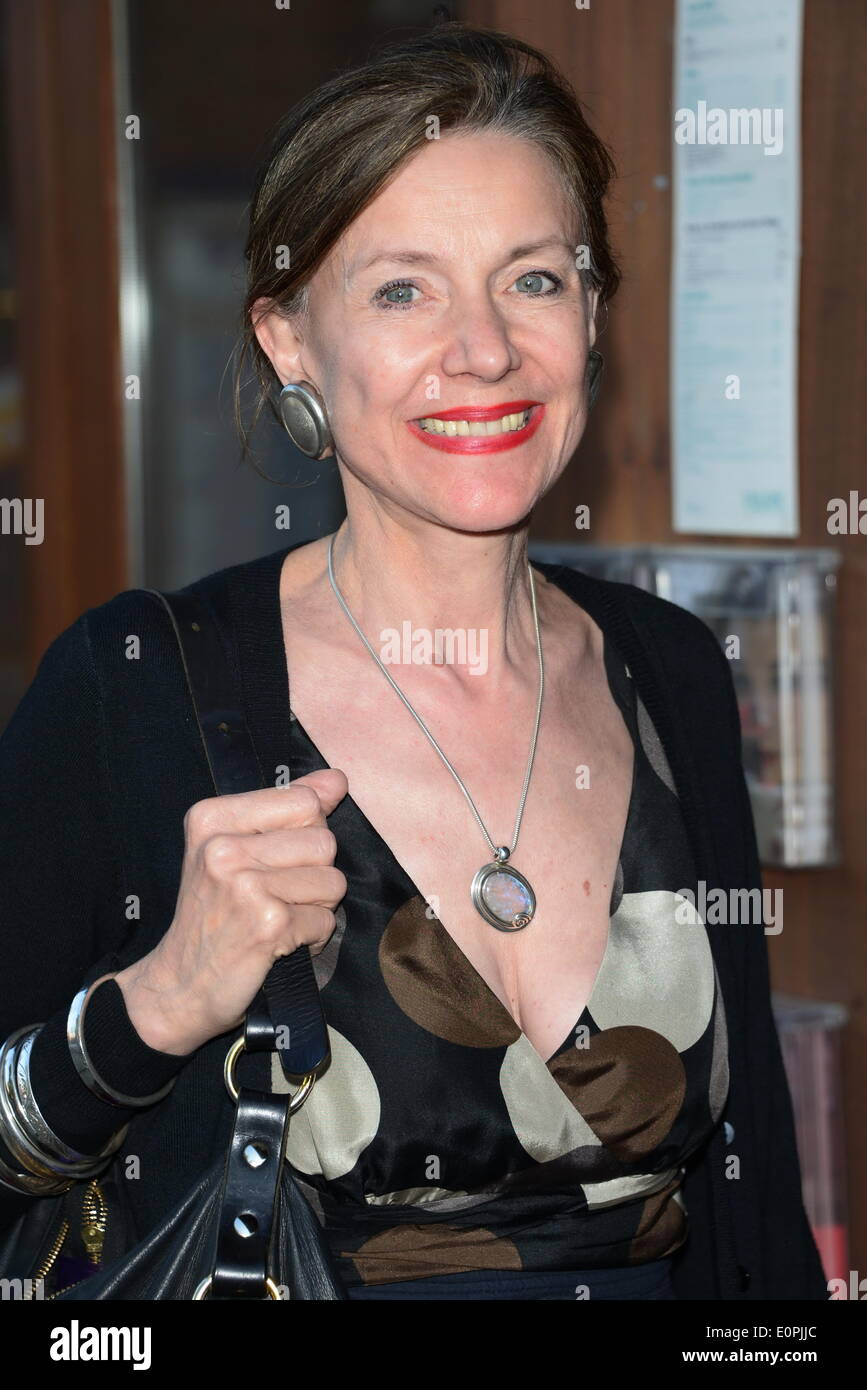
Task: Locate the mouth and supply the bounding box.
[406,400,544,454]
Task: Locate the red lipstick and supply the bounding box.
[407,400,544,454]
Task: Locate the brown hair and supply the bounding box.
[234,19,621,460]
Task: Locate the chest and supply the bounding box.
[282,623,635,1064]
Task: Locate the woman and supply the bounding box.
[0,22,826,1301]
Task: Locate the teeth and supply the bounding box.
[417,409,531,435]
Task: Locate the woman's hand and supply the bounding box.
[115,769,349,1056]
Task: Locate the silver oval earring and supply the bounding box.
[586,349,604,410]
[278,381,334,459]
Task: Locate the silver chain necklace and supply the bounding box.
[326,531,544,932]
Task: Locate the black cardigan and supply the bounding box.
[0,539,828,1300]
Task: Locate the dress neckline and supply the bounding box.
[252,540,640,1067]
[288,703,638,1065]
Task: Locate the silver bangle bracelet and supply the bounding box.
[15,1029,128,1168]
[0,1030,79,1192]
[67,974,177,1108]
[0,1147,73,1197]
[0,1029,63,1179]
[0,1029,112,1180]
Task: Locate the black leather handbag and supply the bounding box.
[0,587,347,1301]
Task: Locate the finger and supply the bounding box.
[188,771,348,838]
[240,824,337,870]
[273,904,336,957]
[290,769,350,819]
[259,864,347,909]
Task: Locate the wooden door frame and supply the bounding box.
[4,0,127,672]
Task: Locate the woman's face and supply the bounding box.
[257,129,598,535]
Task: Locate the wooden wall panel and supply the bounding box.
[4,0,126,671]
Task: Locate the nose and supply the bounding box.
[438,289,521,381]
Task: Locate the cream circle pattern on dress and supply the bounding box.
[499,1033,602,1162]
[271,1025,381,1179]
[588,890,715,1053]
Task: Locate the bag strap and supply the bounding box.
[141,586,329,1299]
[140,587,329,1079]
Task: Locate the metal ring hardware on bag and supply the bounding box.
[142,589,332,1301]
[192,1274,283,1301]
[223,1035,315,1110]
[205,998,324,1300]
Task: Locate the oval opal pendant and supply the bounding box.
[471,861,536,932]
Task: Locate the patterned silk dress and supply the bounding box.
[272,628,730,1291]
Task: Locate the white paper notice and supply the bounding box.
[671,0,803,536]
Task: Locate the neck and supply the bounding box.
[326,512,544,692]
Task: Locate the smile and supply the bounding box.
[406,401,544,454]
[418,408,530,436]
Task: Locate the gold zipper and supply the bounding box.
[41,1179,108,1301]
[46,1273,91,1300]
[80,1179,108,1262]
[27,1219,69,1297]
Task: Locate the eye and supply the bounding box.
[513,270,563,297]
[373,279,420,309]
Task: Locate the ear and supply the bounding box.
[250,295,306,387]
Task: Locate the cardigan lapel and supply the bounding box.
[535,561,745,1300]
[537,559,749,1052]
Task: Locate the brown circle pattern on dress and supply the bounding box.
[627,1176,688,1264]
[547,1026,687,1162]
[379,895,521,1048]
[346,1223,523,1284]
